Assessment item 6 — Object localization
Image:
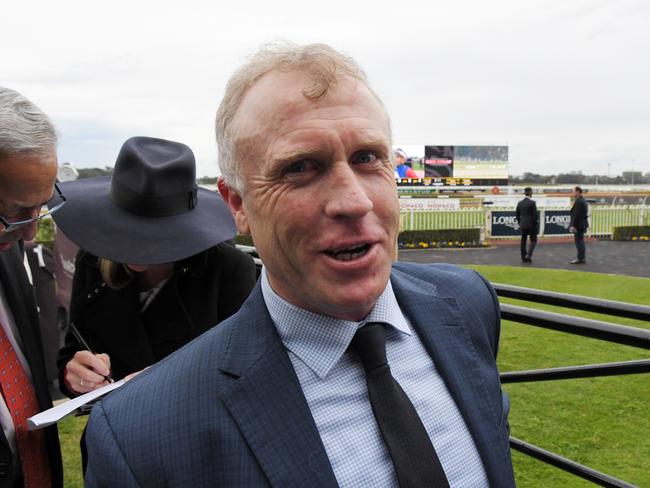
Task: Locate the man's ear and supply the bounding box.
[217,177,250,235]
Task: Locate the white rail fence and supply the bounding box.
[399,206,650,237]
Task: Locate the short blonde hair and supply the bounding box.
[215,41,391,193]
[99,258,133,290]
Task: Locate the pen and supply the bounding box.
[69,322,114,383]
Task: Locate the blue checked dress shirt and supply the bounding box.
[261,269,489,487]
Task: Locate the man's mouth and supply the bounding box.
[324,244,371,262]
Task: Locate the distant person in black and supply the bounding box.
[569,186,589,264]
[515,187,538,263]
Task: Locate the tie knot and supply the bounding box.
[350,322,388,372]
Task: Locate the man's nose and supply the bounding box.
[17,207,42,241]
[18,219,39,242]
[324,164,373,219]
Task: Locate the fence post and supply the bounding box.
[640,206,645,227]
[486,210,492,238]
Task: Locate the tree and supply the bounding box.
[77,167,113,179]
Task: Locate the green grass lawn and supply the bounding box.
[59,415,87,487]
[466,265,650,487]
[58,266,649,487]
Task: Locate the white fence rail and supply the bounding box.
[399,205,650,237]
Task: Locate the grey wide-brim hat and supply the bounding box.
[51,136,236,265]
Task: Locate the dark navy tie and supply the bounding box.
[350,322,450,488]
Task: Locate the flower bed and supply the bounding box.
[612,225,650,242]
[398,228,484,249]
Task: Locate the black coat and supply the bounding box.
[0,244,63,488]
[570,195,589,231]
[515,197,539,232]
[57,242,256,396]
[25,242,59,383]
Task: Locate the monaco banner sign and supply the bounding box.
[399,198,461,211]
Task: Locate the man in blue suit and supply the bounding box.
[85,43,515,487]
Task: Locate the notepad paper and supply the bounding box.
[28,379,126,430]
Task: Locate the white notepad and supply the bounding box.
[28,379,126,430]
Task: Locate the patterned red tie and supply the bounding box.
[0,324,51,488]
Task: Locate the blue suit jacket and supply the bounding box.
[85,262,515,487]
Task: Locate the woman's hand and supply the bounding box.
[64,350,112,395]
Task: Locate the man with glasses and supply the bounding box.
[0,87,63,487]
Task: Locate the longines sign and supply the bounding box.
[543,210,572,235]
[489,210,572,237]
[490,211,521,236]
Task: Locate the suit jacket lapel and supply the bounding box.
[0,244,63,485]
[219,288,338,488]
[0,245,50,407]
[391,268,505,484]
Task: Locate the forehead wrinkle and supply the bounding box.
[8,186,55,210]
[269,126,388,161]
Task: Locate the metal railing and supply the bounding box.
[494,283,650,487]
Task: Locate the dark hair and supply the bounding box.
[524,187,533,196]
[574,186,583,194]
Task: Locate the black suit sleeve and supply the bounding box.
[215,245,257,321]
[57,250,99,397]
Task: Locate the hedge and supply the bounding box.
[398,228,483,249]
[36,218,55,249]
[236,228,483,251]
[234,234,255,246]
[612,225,650,242]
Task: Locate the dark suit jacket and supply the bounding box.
[25,242,59,383]
[0,244,62,488]
[84,262,515,487]
[57,242,257,392]
[515,197,539,232]
[570,195,589,231]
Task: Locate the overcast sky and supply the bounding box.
[3,0,648,177]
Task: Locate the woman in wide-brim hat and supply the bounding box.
[53,136,257,400]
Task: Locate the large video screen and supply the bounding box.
[392,145,508,186]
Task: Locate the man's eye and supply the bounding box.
[5,208,33,221]
[285,160,316,174]
[353,151,378,164]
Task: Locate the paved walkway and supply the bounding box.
[398,239,650,278]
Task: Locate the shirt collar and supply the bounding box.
[261,267,410,379]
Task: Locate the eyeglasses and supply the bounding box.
[0,183,67,235]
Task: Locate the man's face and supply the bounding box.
[573,188,581,199]
[223,71,399,321]
[0,150,58,252]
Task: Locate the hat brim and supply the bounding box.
[52,177,236,265]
